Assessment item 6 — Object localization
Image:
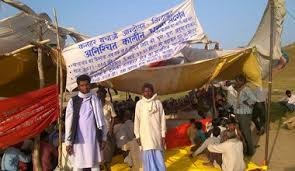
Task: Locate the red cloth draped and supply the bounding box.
[0,85,59,148]
[148,61,166,67]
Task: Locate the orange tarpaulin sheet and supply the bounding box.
[0,85,59,148]
[166,118,212,149]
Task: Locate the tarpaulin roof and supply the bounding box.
[0,0,89,55]
[103,48,262,95]
[0,0,288,96]
[0,12,64,55]
[0,48,57,97]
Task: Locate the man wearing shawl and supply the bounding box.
[65,75,107,171]
[134,83,166,171]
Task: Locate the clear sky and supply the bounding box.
[1,0,295,49]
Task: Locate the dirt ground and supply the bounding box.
[251,122,295,171]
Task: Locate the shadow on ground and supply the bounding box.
[284,167,295,171]
[270,102,289,122]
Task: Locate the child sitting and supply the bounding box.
[191,121,206,152]
[187,119,197,145]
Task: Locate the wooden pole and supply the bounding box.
[107,88,113,103]
[37,38,45,88]
[53,8,64,169]
[33,22,44,171]
[211,83,217,119]
[4,39,50,56]
[265,0,275,165]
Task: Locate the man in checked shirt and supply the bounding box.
[226,74,257,156]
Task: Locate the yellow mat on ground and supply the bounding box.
[111,146,267,171]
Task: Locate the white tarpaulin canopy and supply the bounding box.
[248,0,286,79]
[249,0,286,60]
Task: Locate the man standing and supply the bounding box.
[97,86,117,134]
[134,83,166,171]
[253,86,267,135]
[65,75,107,171]
[230,74,257,156]
[97,86,116,171]
[220,80,236,107]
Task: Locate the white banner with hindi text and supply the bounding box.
[63,0,207,91]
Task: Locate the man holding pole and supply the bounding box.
[65,75,107,171]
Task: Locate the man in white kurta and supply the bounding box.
[134,83,166,171]
[65,75,107,171]
[208,131,246,171]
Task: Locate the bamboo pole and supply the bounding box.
[37,43,45,87]
[265,0,275,165]
[33,23,44,171]
[3,39,50,56]
[53,8,64,169]
[211,83,217,119]
[107,88,113,103]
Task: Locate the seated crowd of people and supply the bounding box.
[188,117,246,170]
[185,78,294,170]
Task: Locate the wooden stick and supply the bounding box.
[265,0,275,165]
[3,39,50,56]
[33,23,44,171]
[107,88,113,103]
[211,83,217,119]
[53,8,64,169]
[37,43,45,88]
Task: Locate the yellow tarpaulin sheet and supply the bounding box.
[111,146,267,171]
[107,48,262,95]
[0,48,261,96]
[0,48,57,97]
